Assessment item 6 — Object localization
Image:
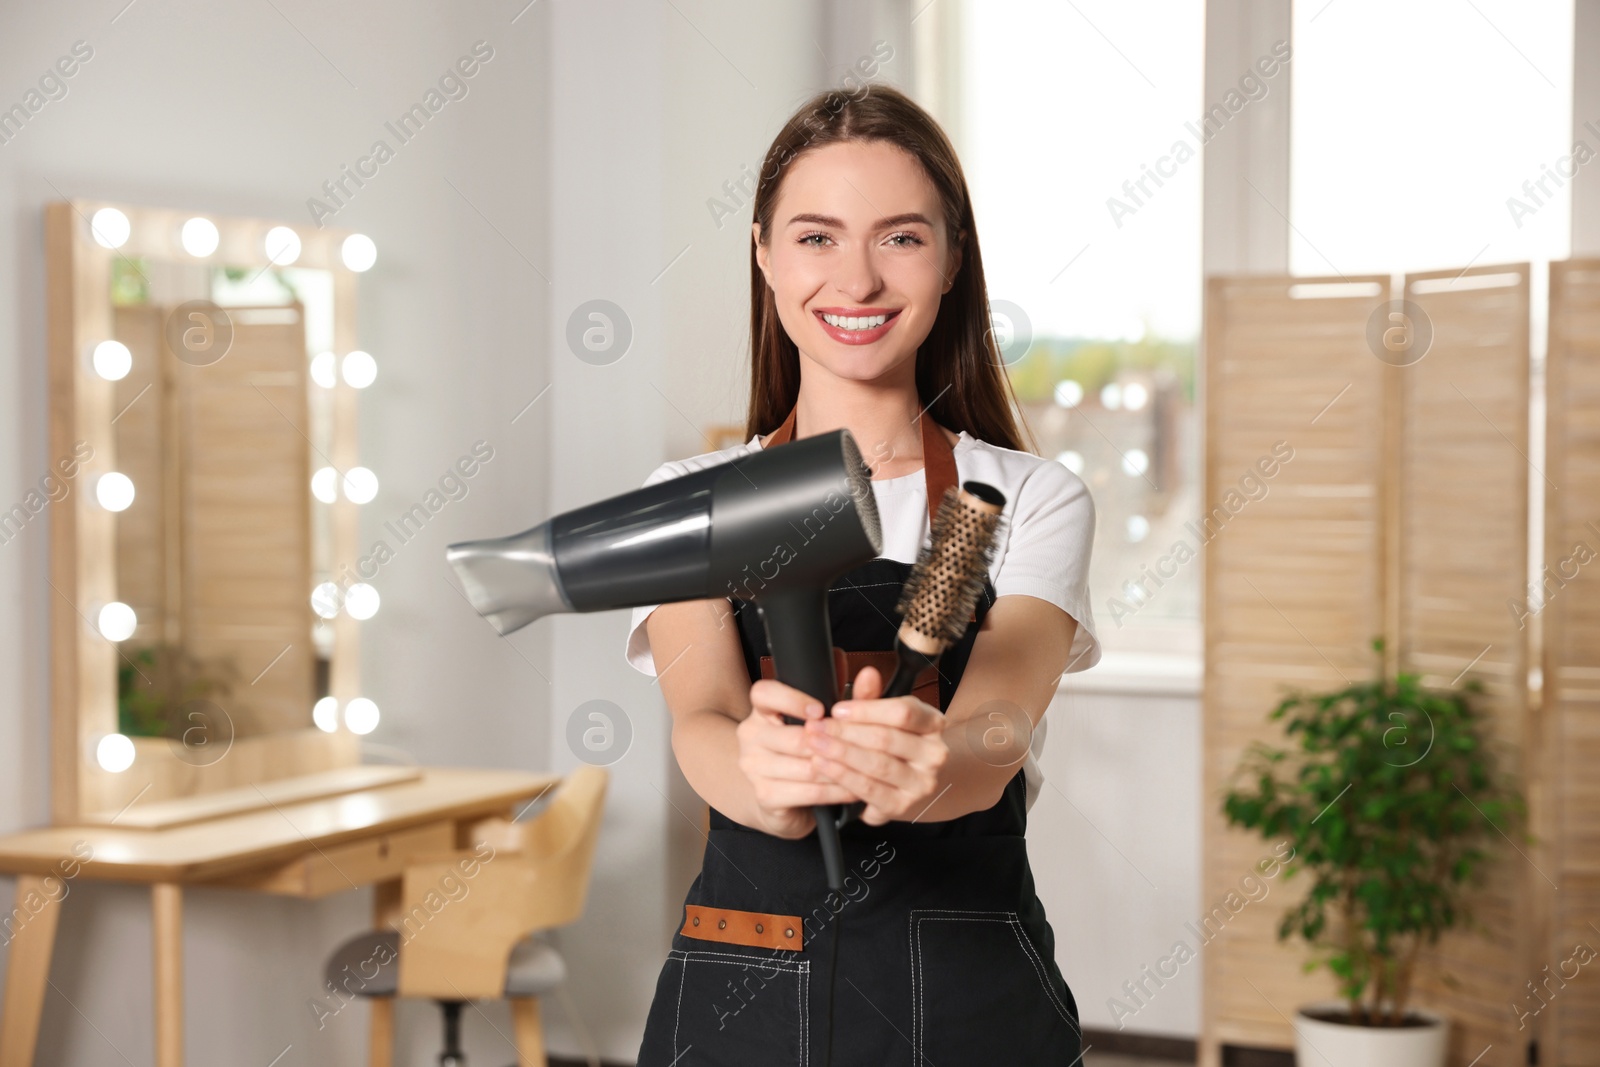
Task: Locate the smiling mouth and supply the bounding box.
[815,309,900,331]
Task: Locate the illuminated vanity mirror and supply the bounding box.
[46,202,392,824]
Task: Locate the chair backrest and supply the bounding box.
[393,766,609,1000]
[515,764,608,933]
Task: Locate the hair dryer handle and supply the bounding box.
[757,586,849,891]
[760,587,837,708]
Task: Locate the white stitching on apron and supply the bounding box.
[673,950,688,1064]
[1007,916,1080,1034]
[910,909,1081,1055]
[666,949,810,1064]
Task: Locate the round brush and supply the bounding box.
[833,479,1007,828]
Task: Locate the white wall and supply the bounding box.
[1030,672,1203,1038]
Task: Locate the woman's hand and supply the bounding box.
[737,679,860,839]
[804,665,949,826]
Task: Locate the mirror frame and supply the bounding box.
[45,200,370,825]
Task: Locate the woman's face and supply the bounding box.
[754,139,961,386]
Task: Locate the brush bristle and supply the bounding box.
[895,483,1006,649]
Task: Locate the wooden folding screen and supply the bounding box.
[1398,267,1533,1063]
[1200,273,1390,1064]
[1542,258,1600,1065]
[1200,264,1535,1066]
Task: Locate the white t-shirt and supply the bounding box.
[622,428,1101,810]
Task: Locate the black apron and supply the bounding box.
[636,409,1082,1066]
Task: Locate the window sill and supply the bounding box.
[1057,652,1202,697]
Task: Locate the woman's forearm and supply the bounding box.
[911,727,1018,822]
[670,706,773,832]
[903,599,1076,823]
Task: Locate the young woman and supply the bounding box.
[625,84,1100,1066]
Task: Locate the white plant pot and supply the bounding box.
[1292,1002,1448,1067]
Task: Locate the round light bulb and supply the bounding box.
[181,217,220,257]
[92,340,132,381]
[1053,380,1084,409]
[311,466,338,504]
[264,225,302,266]
[97,733,136,772]
[1056,450,1084,475]
[91,208,131,249]
[1101,383,1123,411]
[96,472,136,512]
[341,350,377,388]
[341,234,377,272]
[1123,382,1150,411]
[310,351,338,389]
[97,601,137,641]
[1122,449,1150,477]
[344,697,380,735]
[344,583,380,620]
[1126,515,1151,543]
[311,582,342,620]
[341,467,378,504]
[313,696,340,733]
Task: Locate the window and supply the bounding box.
[1290,0,1574,277]
[949,0,1206,656]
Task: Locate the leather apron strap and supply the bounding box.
[763,402,959,525]
[759,403,963,706]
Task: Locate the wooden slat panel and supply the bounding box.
[1401,264,1533,1067]
[173,311,314,737]
[1201,274,1390,1060]
[1541,258,1600,1065]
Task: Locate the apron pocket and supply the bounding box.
[663,948,811,1067]
[910,909,1082,1065]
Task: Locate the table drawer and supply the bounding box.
[215,820,456,898]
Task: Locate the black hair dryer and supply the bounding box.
[445,429,883,888]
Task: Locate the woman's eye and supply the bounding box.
[886,232,925,247]
[799,232,831,247]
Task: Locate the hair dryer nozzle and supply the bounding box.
[445,520,572,636]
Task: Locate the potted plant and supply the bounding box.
[1222,640,1524,1067]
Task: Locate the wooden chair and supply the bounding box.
[324,766,609,1066]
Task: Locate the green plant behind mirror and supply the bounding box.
[1222,639,1525,1027]
[117,643,240,741]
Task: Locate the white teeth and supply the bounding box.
[822,312,890,330]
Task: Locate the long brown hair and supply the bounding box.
[745,83,1037,454]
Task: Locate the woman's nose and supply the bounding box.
[833,246,883,302]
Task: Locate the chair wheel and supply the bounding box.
[439,1056,466,1067]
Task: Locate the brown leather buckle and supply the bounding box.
[759,647,942,710]
[682,905,804,951]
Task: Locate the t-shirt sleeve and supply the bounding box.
[623,459,701,677]
[992,458,1101,673]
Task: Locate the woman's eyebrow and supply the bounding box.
[785,212,934,229]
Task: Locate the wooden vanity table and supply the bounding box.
[0,765,559,1067]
